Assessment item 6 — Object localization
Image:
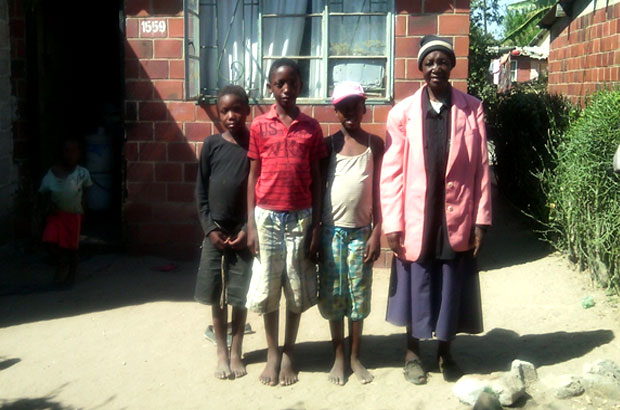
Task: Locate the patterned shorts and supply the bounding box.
[245,207,318,314]
[318,225,372,321]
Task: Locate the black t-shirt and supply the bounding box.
[196,133,249,236]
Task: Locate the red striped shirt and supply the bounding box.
[248,105,327,211]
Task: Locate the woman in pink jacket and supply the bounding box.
[380,35,492,384]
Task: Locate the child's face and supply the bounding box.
[267,65,301,109]
[218,93,250,135]
[334,97,366,132]
[62,141,81,167]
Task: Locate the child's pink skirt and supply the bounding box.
[42,211,83,250]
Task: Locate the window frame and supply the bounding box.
[185,0,395,104]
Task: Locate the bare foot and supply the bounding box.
[279,351,298,386]
[259,351,280,386]
[351,357,374,384]
[328,353,346,385]
[230,354,247,379]
[215,349,232,380]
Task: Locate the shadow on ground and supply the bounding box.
[244,327,614,376]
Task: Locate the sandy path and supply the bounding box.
[1,199,619,410]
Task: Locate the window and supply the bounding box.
[185,0,394,103]
[510,60,518,82]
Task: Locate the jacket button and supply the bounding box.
[447,206,454,212]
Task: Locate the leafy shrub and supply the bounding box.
[486,81,576,223]
[543,89,620,293]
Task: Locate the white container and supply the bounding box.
[86,127,113,173]
[87,172,113,211]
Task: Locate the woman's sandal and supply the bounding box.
[403,358,427,385]
[438,356,464,382]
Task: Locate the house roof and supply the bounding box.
[539,0,576,28]
[487,45,549,60]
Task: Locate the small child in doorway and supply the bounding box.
[39,137,93,288]
[319,81,384,385]
[246,58,327,386]
[194,85,253,380]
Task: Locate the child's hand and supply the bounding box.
[247,223,260,256]
[307,225,321,263]
[208,230,229,251]
[363,233,381,264]
[386,232,405,260]
[227,230,247,250]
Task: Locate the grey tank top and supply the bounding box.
[322,136,374,228]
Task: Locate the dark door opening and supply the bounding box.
[26,0,125,250]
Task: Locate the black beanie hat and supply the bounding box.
[417,35,456,70]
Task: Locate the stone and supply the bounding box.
[491,372,526,406]
[453,372,525,407]
[454,375,488,406]
[473,391,503,410]
[554,375,585,399]
[583,360,620,400]
[511,359,538,386]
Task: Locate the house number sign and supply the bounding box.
[140,19,167,37]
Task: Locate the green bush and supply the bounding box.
[543,89,620,293]
[486,81,576,223]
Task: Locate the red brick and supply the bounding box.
[155,122,184,142]
[394,81,421,101]
[396,37,421,58]
[395,58,409,81]
[396,0,421,14]
[184,162,199,182]
[126,182,166,203]
[155,162,183,182]
[170,60,185,79]
[139,20,168,38]
[455,0,470,13]
[168,102,196,122]
[154,39,183,59]
[185,122,212,142]
[151,203,196,223]
[153,80,184,100]
[126,80,154,100]
[168,142,196,162]
[454,36,469,57]
[126,39,153,59]
[123,203,152,223]
[168,18,184,37]
[125,0,151,17]
[126,18,139,38]
[313,105,337,122]
[372,105,392,123]
[125,142,139,161]
[140,60,169,79]
[406,59,424,80]
[126,122,153,141]
[408,14,438,36]
[197,104,219,121]
[251,105,272,119]
[451,58,469,79]
[452,80,468,93]
[125,60,141,79]
[139,101,167,121]
[139,142,167,161]
[151,0,183,15]
[194,142,203,160]
[438,15,470,35]
[167,183,195,202]
[425,0,454,13]
[363,123,386,138]
[396,15,407,37]
[126,102,138,121]
[137,223,170,245]
[128,162,154,182]
[169,224,202,242]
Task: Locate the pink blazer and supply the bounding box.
[380,86,492,262]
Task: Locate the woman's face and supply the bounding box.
[421,50,453,93]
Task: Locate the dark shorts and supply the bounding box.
[194,237,253,308]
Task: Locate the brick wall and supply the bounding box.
[547,2,620,105]
[124,0,471,261]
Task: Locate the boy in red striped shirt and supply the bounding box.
[246,58,327,386]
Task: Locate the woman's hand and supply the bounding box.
[386,232,405,260]
[473,226,487,257]
[246,223,259,256]
[364,230,381,264]
[208,230,229,251]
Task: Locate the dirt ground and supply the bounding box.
[1,197,619,410]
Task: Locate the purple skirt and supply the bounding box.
[386,253,483,341]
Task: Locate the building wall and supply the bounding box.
[0,0,17,243]
[124,0,471,260]
[547,1,620,104]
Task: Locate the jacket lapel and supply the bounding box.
[447,87,466,175]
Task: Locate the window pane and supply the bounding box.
[329,16,386,56]
[262,17,322,57]
[329,58,386,97]
[329,0,388,13]
[263,0,324,14]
